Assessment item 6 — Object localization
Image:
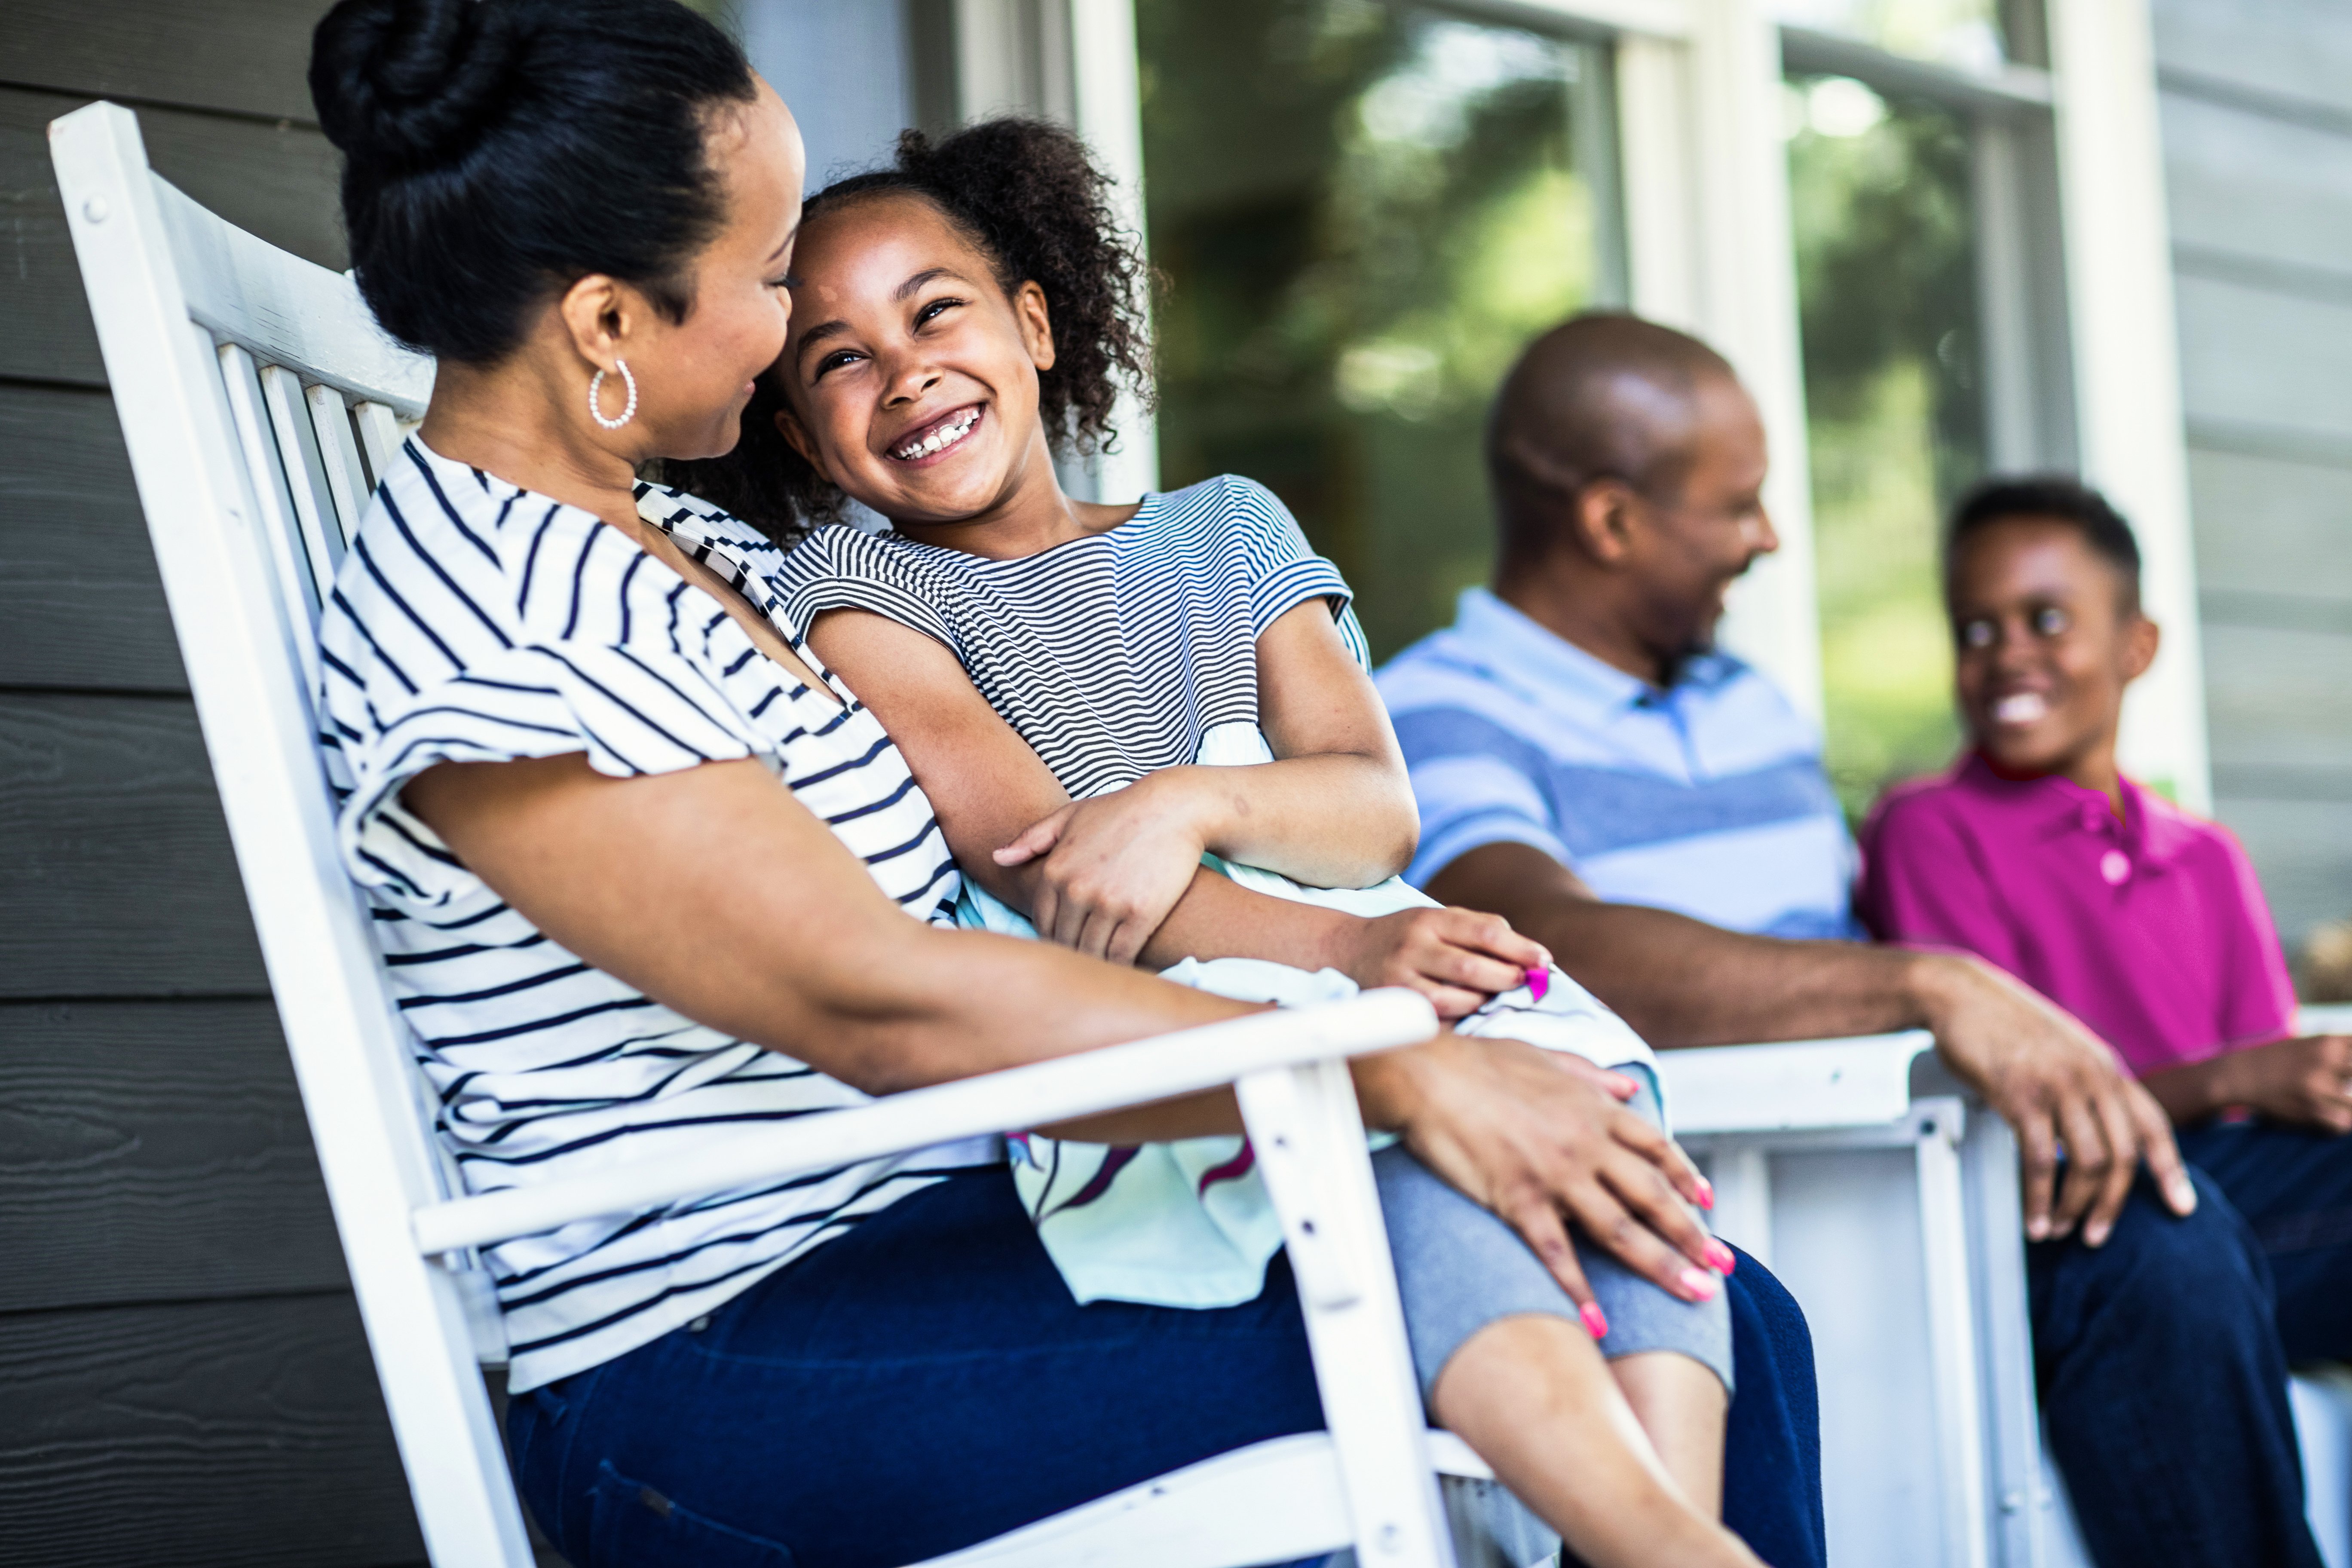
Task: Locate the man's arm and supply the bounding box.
[1427,840,2199,1246]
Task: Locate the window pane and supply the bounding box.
[1770,0,2009,70]
[1787,76,1986,817]
[1138,0,1612,660]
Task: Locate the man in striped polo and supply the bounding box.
[1376,312,2316,1568]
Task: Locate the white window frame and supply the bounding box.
[985,0,2206,807]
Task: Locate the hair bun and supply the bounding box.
[310,0,529,168]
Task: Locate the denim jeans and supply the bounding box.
[2031,1119,2352,1568]
[508,1165,1824,1568]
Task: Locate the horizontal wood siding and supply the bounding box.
[2156,0,2352,949]
[1,7,431,1563]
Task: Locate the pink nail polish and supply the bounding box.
[1580,1300,1609,1338]
[1679,1268,1719,1300]
[1694,1175,1715,1211]
[1707,1241,1737,1276]
[1525,967,1550,1003]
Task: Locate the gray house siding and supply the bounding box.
[2156,0,2352,951]
[0,4,423,1564]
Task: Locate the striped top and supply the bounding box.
[319,439,970,1393]
[1378,588,1861,940]
[769,475,1366,799]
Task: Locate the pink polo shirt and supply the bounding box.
[1856,754,2297,1078]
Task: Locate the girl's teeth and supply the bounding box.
[901,411,976,459]
[1993,692,2048,725]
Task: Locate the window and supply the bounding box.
[1137,0,1621,660]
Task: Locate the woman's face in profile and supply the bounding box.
[637,77,806,461]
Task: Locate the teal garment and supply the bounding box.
[963,721,1660,1309]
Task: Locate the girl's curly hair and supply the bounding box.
[662,116,1155,544]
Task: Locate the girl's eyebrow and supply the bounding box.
[894,265,967,301]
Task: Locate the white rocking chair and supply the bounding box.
[49,98,1528,1568]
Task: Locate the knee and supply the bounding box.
[2046,1172,2273,1344]
[1723,1249,1817,1400]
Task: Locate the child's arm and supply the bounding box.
[2141,1035,2352,1130]
[808,607,1545,1016]
[994,598,1418,892]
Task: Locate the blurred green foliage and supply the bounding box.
[1137,0,1603,661]
[1787,77,1986,820]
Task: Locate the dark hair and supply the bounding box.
[666,118,1154,541]
[309,0,756,365]
[1485,313,1739,565]
[1944,475,2142,608]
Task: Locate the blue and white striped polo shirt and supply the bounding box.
[1377,588,1860,940]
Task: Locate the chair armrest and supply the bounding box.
[410,988,1438,1256]
[1657,1029,1939,1134]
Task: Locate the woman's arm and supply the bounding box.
[807,608,1542,1009]
[402,750,1722,1302]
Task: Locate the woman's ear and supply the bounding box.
[773,401,833,483]
[1012,279,1057,372]
[556,273,633,372]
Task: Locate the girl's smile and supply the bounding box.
[889,402,984,464]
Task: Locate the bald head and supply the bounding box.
[1486,314,1740,565]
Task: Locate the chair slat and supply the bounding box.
[260,361,348,591]
[306,381,373,550]
[353,400,408,490]
[216,343,327,699]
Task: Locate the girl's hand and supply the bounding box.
[1341,907,1551,1019]
[994,775,1211,965]
[1366,1035,1730,1317]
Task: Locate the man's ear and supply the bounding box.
[1012,279,1056,372]
[1571,478,1641,568]
[772,401,833,482]
[2121,611,2160,684]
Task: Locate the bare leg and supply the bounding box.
[1431,1314,1763,1568]
[1611,1351,1729,1518]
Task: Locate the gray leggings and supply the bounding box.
[1373,1070,1732,1405]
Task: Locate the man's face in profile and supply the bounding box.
[1626,374,1776,668]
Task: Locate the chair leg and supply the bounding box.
[1916,1101,1991,1568]
[1239,1061,1457,1568]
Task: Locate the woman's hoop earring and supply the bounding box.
[588,359,638,430]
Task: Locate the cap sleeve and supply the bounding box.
[1212,476,1356,643]
[331,638,775,908]
[767,525,963,658]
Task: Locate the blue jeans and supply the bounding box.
[507,1165,1824,1567]
[2031,1119,2352,1568]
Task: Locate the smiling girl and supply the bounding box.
[660,118,1764,1568]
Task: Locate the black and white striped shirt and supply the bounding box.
[770,475,1367,800]
[320,440,969,1392]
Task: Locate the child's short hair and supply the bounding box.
[664,117,1153,542]
[1943,475,2143,610]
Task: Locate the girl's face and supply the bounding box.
[776,194,1058,527]
[1948,518,2157,780]
[630,78,805,461]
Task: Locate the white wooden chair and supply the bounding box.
[49,98,1541,1568]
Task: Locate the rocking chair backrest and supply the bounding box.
[51,100,540,1566]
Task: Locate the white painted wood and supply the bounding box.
[2202,622,2352,773]
[1706,1141,1775,1266]
[2189,448,2352,604]
[1458,0,1695,39]
[1065,0,1159,502]
[1657,1030,1935,1133]
[305,381,374,550]
[2049,0,2211,812]
[2176,273,2352,444]
[257,359,347,592]
[1917,1102,1992,1568]
[1616,34,1701,331]
[2162,91,2352,280]
[2150,0,2352,121]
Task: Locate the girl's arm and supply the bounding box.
[808,607,1544,1013]
[994,598,1417,890]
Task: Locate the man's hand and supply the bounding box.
[1915,952,2197,1246]
[2145,1034,2352,1134]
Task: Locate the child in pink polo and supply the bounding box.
[1857,475,2352,1404]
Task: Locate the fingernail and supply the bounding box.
[1706,1240,1736,1275]
[2026,1216,2051,1241]
[1525,967,1550,1003]
[1580,1300,1609,1338]
[2084,1223,2109,1248]
[1694,1175,1715,1211]
[1679,1268,1719,1300]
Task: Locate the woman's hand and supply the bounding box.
[1360,1035,1731,1319]
[2147,1034,2352,1133]
[1339,906,1551,1019]
[993,773,1214,964]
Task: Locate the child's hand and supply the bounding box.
[2215,1034,2352,1132]
[1341,907,1551,1019]
[993,778,1210,965]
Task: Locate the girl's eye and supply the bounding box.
[2032,606,2070,637]
[813,350,862,379]
[916,297,965,327]
[1960,619,1995,650]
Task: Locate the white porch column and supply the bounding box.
[2047,0,2211,811]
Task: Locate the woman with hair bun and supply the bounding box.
[305,2,1812,1564]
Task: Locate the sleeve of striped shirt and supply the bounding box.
[332,638,781,908]
[768,526,962,656]
[1218,476,1356,643]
